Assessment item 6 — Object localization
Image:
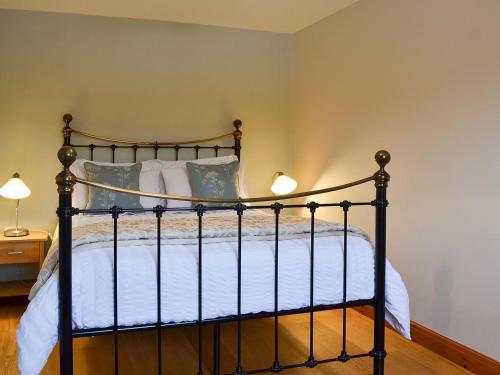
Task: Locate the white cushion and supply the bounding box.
[160,167,192,209]
[139,169,165,208]
[70,159,165,209]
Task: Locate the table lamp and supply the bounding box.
[271,172,298,195]
[0,173,31,237]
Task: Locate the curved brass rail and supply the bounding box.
[63,113,242,146]
[76,175,375,204]
[71,129,236,146]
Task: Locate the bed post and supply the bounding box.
[56,113,76,375]
[233,119,242,161]
[372,150,390,375]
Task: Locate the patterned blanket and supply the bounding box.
[30,211,368,299]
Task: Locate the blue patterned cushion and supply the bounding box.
[84,163,143,209]
[185,161,240,207]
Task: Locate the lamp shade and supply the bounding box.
[0,173,31,200]
[271,172,297,195]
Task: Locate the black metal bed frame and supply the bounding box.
[55,113,390,375]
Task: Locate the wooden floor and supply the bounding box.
[1,299,472,375]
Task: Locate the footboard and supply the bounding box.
[55,115,390,375]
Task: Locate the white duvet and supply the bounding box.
[16,212,410,375]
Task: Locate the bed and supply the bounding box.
[16,114,409,375]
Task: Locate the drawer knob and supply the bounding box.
[7,251,24,255]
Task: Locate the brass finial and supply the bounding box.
[62,113,73,145]
[374,150,391,187]
[375,150,391,169]
[58,145,77,168]
[63,113,73,126]
[56,145,77,193]
[233,119,242,140]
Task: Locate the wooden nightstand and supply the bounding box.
[0,231,49,297]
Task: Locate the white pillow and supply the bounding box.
[160,167,192,209]
[139,169,166,208]
[70,159,165,209]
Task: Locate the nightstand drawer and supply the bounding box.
[0,242,40,264]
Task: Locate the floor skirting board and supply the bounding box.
[353,306,500,375]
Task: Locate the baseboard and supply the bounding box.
[353,306,500,375]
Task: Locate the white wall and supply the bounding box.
[291,0,500,359]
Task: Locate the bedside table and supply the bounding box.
[0,231,49,297]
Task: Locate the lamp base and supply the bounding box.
[4,228,30,237]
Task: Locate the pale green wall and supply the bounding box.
[0,9,291,280]
[0,9,292,233]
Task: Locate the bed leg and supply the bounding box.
[56,123,77,375]
[213,323,221,375]
[372,151,390,375]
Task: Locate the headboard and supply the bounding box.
[61,113,242,163]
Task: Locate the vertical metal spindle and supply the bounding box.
[234,203,246,375]
[154,143,159,159]
[339,201,351,363]
[89,144,95,161]
[133,145,138,163]
[214,145,220,157]
[175,145,180,161]
[111,206,121,375]
[111,144,117,163]
[233,120,242,161]
[213,323,221,375]
[196,205,205,375]
[155,206,163,375]
[195,145,200,160]
[271,203,283,372]
[306,202,318,368]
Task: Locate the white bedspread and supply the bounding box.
[16,212,410,375]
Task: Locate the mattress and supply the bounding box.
[16,211,410,375]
